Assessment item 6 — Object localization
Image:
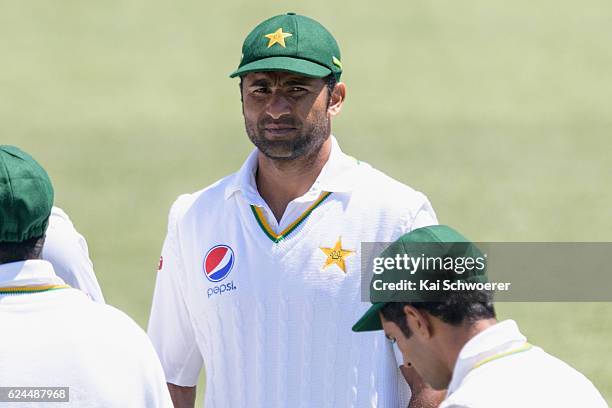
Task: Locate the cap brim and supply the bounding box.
[352,303,387,332]
[229,56,331,78]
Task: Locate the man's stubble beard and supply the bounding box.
[244,111,331,164]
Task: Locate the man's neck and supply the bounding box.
[256,138,332,222]
[0,255,40,265]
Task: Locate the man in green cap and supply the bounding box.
[0,145,172,407]
[353,225,607,407]
[149,12,440,408]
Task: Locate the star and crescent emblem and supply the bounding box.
[320,237,354,273]
[265,28,293,48]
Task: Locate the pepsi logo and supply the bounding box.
[203,245,235,282]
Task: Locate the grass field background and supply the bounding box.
[2,0,611,404]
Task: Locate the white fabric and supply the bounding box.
[42,207,105,303]
[0,257,66,288]
[393,343,405,367]
[0,260,172,408]
[440,320,608,408]
[148,136,438,408]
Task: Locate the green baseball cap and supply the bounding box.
[229,12,343,81]
[0,146,54,243]
[352,225,488,332]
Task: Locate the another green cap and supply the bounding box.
[230,12,343,81]
[352,225,488,332]
[0,146,54,243]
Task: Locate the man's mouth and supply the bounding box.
[262,125,297,135]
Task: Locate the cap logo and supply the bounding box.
[265,28,292,48]
[332,56,342,69]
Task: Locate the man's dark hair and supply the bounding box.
[381,291,496,338]
[239,74,338,104]
[0,235,46,264]
[323,74,337,97]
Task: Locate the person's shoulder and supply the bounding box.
[47,206,76,231]
[50,206,69,220]
[167,173,238,223]
[439,396,473,408]
[439,393,477,408]
[445,346,608,408]
[441,376,509,408]
[351,161,433,212]
[55,290,142,335]
[63,296,167,380]
[528,347,608,405]
[86,301,151,344]
[356,162,419,193]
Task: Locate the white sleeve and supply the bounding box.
[393,343,404,367]
[42,207,105,303]
[394,192,438,239]
[148,196,203,386]
[410,193,438,230]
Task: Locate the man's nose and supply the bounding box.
[265,92,292,119]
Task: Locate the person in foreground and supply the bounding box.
[0,145,172,407]
[353,225,608,408]
[148,12,440,408]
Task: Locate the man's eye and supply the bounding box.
[385,334,397,344]
[289,87,307,92]
[252,88,270,94]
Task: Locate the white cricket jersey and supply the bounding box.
[42,207,105,303]
[148,136,437,408]
[0,260,172,408]
[440,320,607,408]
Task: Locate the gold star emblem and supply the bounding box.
[265,28,293,48]
[320,237,354,273]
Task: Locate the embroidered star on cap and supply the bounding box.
[265,28,292,48]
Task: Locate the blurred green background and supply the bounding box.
[2,0,611,404]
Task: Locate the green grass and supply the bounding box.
[2,0,611,405]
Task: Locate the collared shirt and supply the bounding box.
[149,136,437,408]
[0,260,172,408]
[440,320,607,408]
[0,259,66,289]
[223,136,362,233]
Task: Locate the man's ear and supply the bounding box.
[403,305,433,339]
[328,82,346,116]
